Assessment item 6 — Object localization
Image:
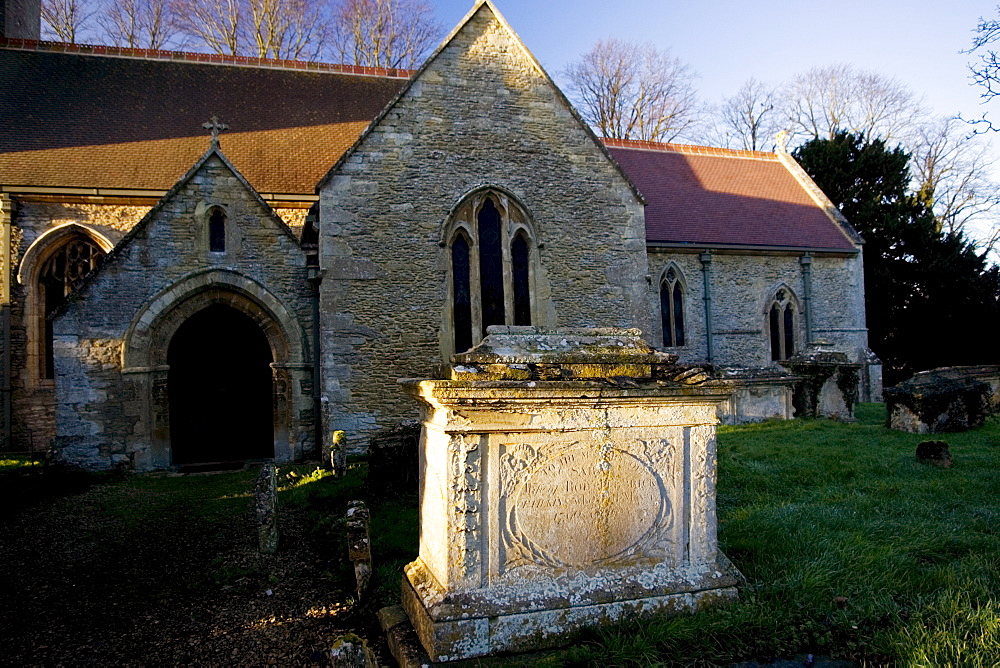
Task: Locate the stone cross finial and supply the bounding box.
[203,116,229,147]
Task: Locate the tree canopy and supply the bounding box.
[794,132,1000,383]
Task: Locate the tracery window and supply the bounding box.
[768,288,796,361]
[39,237,105,378]
[660,266,685,347]
[447,192,536,354]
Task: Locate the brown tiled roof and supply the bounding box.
[0,41,409,194]
[604,138,858,251]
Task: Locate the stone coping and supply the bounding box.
[451,326,677,374]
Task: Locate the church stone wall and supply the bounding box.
[647,249,869,369]
[318,5,649,450]
[51,154,315,470]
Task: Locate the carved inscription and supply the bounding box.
[505,444,668,568]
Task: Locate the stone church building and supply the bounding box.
[0,2,874,470]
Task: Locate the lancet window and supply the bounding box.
[660,266,685,348]
[208,207,226,252]
[768,288,797,361]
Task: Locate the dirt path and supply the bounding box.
[0,469,387,666]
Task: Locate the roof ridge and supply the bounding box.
[601,137,777,160]
[0,36,415,79]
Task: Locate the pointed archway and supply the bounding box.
[167,304,274,464]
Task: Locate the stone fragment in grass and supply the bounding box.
[329,633,374,667]
[916,440,953,468]
[345,500,371,599]
[254,462,279,554]
[885,369,991,433]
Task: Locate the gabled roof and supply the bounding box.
[55,143,301,316]
[0,39,409,195]
[605,139,860,252]
[316,1,644,203]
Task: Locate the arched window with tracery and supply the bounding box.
[660,266,685,348]
[446,191,538,354]
[38,236,106,378]
[768,288,796,361]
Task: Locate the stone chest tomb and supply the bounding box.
[398,327,742,661]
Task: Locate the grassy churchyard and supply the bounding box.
[1,404,999,665]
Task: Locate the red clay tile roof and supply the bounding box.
[0,41,409,194]
[604,138,858,251]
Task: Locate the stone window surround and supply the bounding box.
[195,201,232,257]
[658,262,687,349]
[17,223,114,388]
[766,283,801,362]
[441,188,539,358]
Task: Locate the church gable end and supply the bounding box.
[318,1,651,447]
[52,147,314,471]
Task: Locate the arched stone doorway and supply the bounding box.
[167,303,274,465]
[120,269,313,471]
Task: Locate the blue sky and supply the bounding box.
[432,0,994,124]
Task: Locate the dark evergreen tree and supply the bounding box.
[794,132,1000,384]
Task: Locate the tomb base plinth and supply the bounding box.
[398,327,742,662]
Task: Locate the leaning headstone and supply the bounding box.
[329,633,374,668]
[346,500,372,599]
[394,327,742,662]
[254,462,279,554]
[916,440,953,468]
[885,369,992,433]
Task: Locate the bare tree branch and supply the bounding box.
[783,64,923,143]
[910,116,1000,255]
[247,0,327,60]
[564,39,701,143]
[714,77,782,151]
[330,0,443,69]
[41,0,92,43]
[99,0,178,49]
[171,0,242,55]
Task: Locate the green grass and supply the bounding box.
[562,404,1000,666]
[0,454,42,471]
[5,406,998,665]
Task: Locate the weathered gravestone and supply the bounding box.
[394,327,742,662]
[254,462,279,554]
[346,500,372,599]
[780,341,861,420]
[885,368,992,434]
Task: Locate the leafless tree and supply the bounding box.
[41,0,92,42]
[783,64,923,143]
[714,78,783,151]
[99,0,178,49]
[245,0,328,60]
[910,116,1000,254]
[965,8,1000,131]
[330,0,443,69]
[171,0,242,55]
[564,39,700,143]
